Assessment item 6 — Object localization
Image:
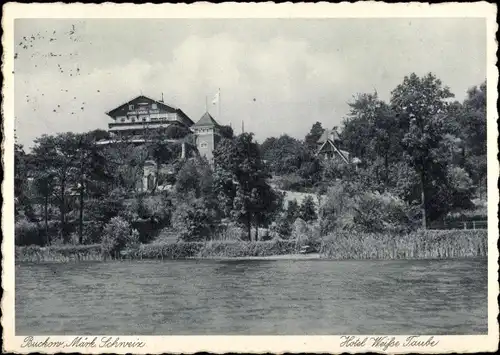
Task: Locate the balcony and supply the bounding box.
[108,120,177,130]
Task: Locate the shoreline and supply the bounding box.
[15,229,487,263]
[187,253,323,261]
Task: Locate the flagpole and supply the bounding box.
[205,96,208,112]
[218,88,221,122]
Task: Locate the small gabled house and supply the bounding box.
[316,129,361,165]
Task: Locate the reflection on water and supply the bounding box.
[16,258,487,335]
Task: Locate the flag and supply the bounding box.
[212,90,220,105]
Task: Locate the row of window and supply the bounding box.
[129,103,158,110]
[119,115,176,123]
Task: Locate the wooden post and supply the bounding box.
[473,221,476,230]
[463,222,467,230]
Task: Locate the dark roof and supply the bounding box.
[192,112,219,128]
[106,95,194,126]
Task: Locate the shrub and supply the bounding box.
[286,199,300,222]
[290,218,321,246]
[299,195,317,222]
[319,182,415,234]
[101,216,133,256]
[171,197,219,242]
[216,222,247,241]
[277,174,308,192]
[82,220,103,244]
[15,219,42,246]
[269,213,292,239]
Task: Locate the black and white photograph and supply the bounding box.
[2,2,498,354]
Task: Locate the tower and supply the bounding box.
[192,112,221,161]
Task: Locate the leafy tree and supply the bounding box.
[269,213,292,239]
[341,92,402,185]
[261,134,312,175]
[14,142,36,220]
[456,81,487,198]
[390,72,455,228]
[299,195,317,222]
[102,143,149,193]
[172,197,219,241]
[213,133,281,241]
[219,125,234,139]
[304,121,325,152]
[164,124,190,139]
[31,133,82,241]
[175,157,214,199]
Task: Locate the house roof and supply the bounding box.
[192,112,219,128]
[105,95,195,126]
[317,129,341,144]
[316,140,349,164]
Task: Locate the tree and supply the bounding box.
[219,125,234,139]
[213,133,281,241]
[175,157,214,199]
[341,92,403,185]
[172,197,219,241]
[261,134,312,175]
[31,133,82,241]
[299,195,317,222]
[14,142,34,219]
[390,72,455,228]
[456,81,487,198]
[304,121,325,152]
[103,143,149,193]
[286,199,299,222]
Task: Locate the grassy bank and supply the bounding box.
[15,230,487,263]
[319,230,487,259]
[16,244,103,263]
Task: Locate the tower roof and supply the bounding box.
[192,112,219,128]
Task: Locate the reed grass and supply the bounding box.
[16,230,487,262]
[16,244,103,263]
[319,230,487,259]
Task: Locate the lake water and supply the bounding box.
[16,258,487,335]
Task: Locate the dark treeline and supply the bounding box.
[15,73,487,254]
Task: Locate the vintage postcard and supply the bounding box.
[2,2,498,353]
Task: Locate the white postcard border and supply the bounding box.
[2,2,498,354]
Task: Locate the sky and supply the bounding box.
[14,18,486,149]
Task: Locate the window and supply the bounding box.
[129,104,134,110]
[121,118,125,123]
[152,103,157,110]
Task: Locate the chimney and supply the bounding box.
[160,93,164,103]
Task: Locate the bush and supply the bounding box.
[269,213,292,239]
[15,219,42,246]
[101,216,134,256]
[319,182,415,234]
[171,197,219,242]
[276,174,308,192]
[299,195,317,222]
[216,222,247,241]
[82,220,103,244]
